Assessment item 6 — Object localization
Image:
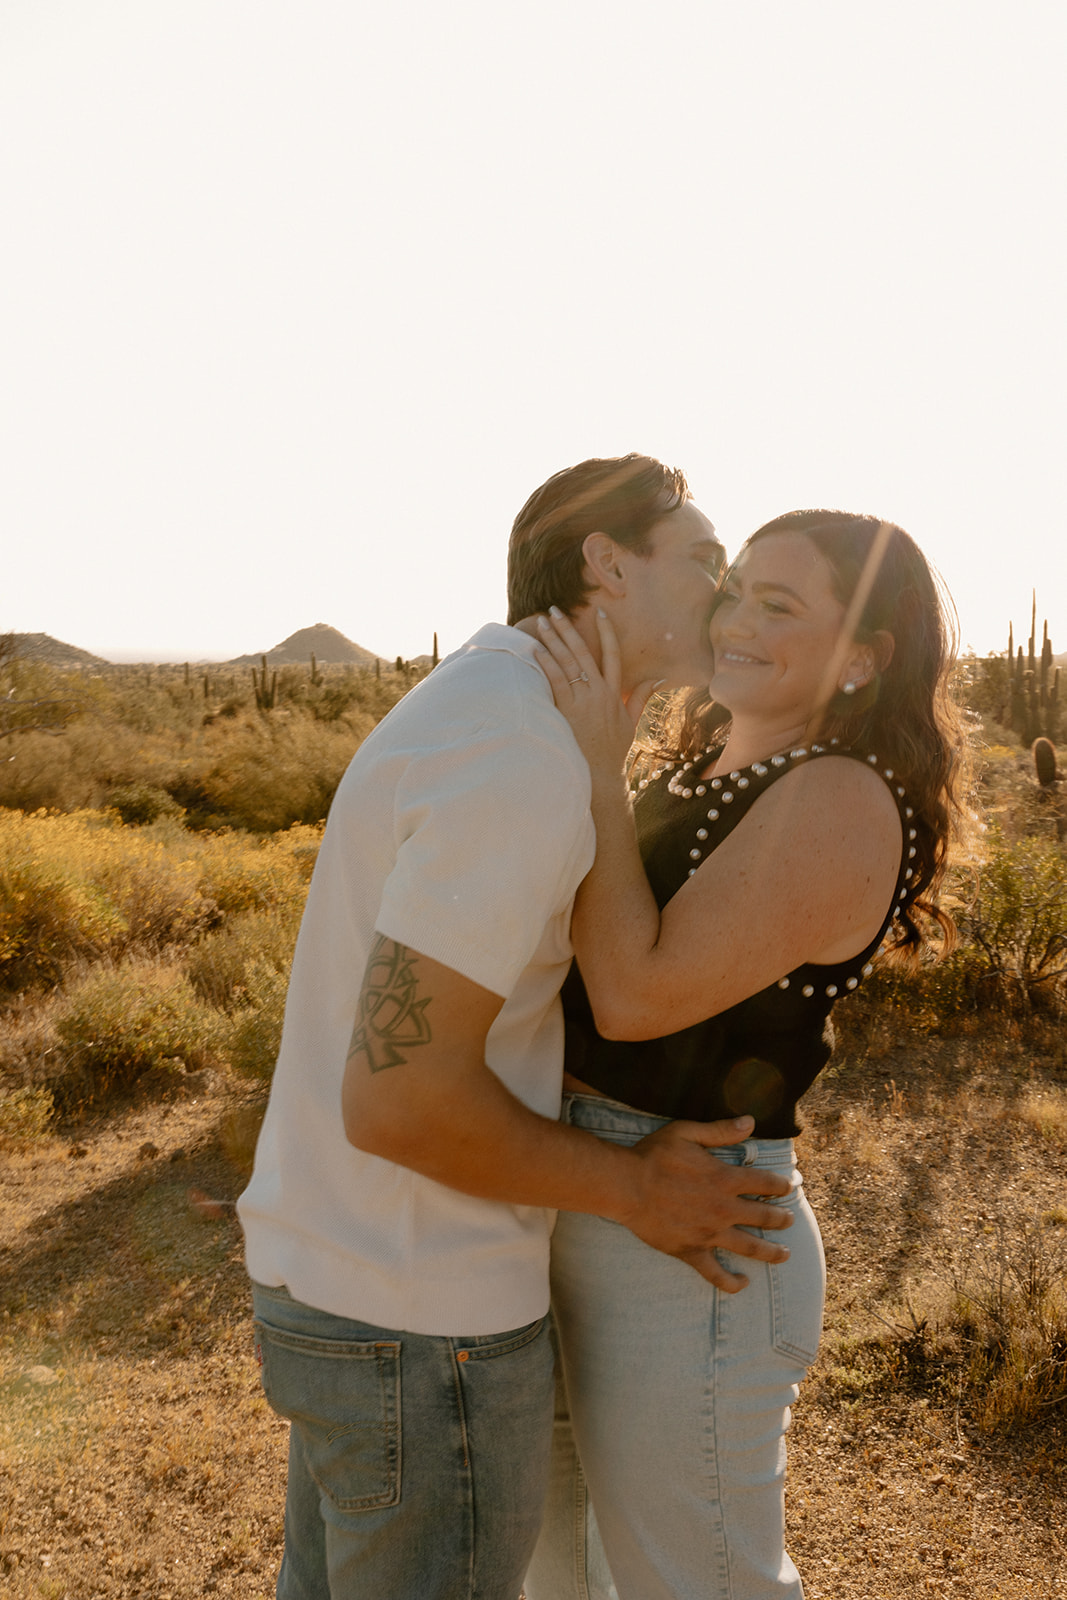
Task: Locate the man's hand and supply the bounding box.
[617,1116,794,1293]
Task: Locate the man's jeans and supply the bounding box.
[252,1284,555,1600]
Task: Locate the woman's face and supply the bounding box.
[708,531,854,722]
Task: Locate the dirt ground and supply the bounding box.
[2,1029,1066,1599]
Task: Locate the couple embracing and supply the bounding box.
[238,453,961,1599]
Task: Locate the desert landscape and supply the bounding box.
[1,627,1065,1598]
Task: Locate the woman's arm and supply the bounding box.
[536,611,902,1040]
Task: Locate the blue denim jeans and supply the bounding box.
[524,1094,826,1600]
[251,1283,555,1600]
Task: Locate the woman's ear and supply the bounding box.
[870,629,895,673]
[841,630,895,692]
[581,532,626,595]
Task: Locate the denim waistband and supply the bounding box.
[561,1091,797,1171]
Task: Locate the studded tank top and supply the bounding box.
[561,741,919,1137]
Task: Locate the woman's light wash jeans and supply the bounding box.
[524,1093,826,1600]
[251,1283,554,1600]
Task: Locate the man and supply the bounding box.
[238,454,794,1600]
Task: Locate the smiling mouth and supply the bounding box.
[717,650,769,667]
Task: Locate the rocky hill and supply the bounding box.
[4,632,107,668]
[229,624,383,668]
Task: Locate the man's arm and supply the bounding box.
[343,935,793,1294]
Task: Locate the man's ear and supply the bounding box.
[581,532,627,596]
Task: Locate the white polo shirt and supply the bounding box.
[238,625,595,1336]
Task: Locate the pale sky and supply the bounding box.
[2,1,1064,664]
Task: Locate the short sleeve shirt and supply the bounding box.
[238,625,595,1335]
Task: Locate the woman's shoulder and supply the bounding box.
[743,744,906,843]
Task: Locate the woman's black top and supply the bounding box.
[562,740,918,1138]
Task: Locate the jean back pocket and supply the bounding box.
[255,1321,402,1511]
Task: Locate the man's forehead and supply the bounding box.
[652,500,720,549]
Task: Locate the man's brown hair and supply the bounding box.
[506,453,690,623]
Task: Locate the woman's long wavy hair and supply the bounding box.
[643,509,967,959]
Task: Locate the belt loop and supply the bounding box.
[740,1138,758,1167]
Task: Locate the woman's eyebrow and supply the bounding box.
[726,577,809,605]
[750,580,806,601]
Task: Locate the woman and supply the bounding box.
[524,510,962,1600]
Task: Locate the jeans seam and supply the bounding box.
[448,1342,476,1596]
[573,1461,591,1600]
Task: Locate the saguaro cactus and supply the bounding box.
[251,654,278,712]
[1006,596,1059,744]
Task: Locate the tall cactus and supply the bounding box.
[251,654,278,712]
[1005,596,1059,744]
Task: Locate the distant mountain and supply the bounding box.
[230,623,383,668]
[5,632,107,668]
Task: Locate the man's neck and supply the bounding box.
[512,609,606,672]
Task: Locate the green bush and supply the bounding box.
[52,962,223,1105]
[224,958,290,1080]
[0,1085,54,1147]
[186,910,298,1011]
[959,827,1067,1010]
[106,782,184,827]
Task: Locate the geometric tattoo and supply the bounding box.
[347,934,434,1074]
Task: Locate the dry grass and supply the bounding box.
[1,1024,1066,1598]
[0,1082,287,1598]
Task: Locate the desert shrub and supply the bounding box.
[169,712,371,832]
[0,1084,54,1147]
[945,1216,1067,1430]
[51,961,223,1106]
[184,823,320,918]
[0,818,126,990]
[0,719,182,814]
[958,827,1067,1010]
[0,811,219,993]
[0,724,104,814]
[0,810,318,1006]
[0,662,419,829]
[106,782,184,827]
[826,1216,1067,1432]
[971,740,1064,844]
[838,825,1067,1040]
[186,909,298,1010]
[263,821,322,882]
[224,958,290,1080]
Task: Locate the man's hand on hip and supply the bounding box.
[618,1116,794,1293]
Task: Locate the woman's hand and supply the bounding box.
[534,608,659,779]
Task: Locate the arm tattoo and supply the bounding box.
[348,934,433,1074]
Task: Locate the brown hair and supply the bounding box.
[506,454,689,624]
[646,510,966,958]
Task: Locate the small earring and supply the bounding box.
[842,681,857,696]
